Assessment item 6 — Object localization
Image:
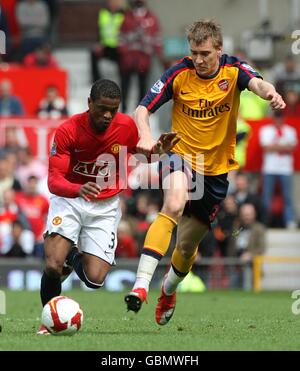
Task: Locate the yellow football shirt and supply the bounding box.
[141,55,262,175]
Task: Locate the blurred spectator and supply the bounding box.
[283,89,300,117]
[272,54,300,98]
[231,172,265,223]
[235,116,251,169]
[239,91,269,120]
[0,188,29,227]
[259,110,298,229]
[0,188,31,254]
[37,85,68,119]
[0,2,11,59]
[43,0,59,39]
[15,175,49,257]
[119,196,138,235]
[0,154,22,205]
[227,203,266,288]
[23,43,58,68]
[90,0,125,83]
[1,219,34,257]
[0,127,22,155]
[15,0,50,58]
[213,194,238,257]
[0,79,25,116]
[16,146,47,189]
[118,0,164,112]
[116,220,139,258]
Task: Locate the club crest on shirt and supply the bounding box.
[50,141,57,156]
[151,79,164,94]
[218,79,229,91]
[52,216,62,225]
[111,143,120,154]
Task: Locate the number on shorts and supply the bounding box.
[108,232,116,249]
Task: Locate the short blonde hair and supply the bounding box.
[186,19,223,48]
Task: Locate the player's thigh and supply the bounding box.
[79,196,121,267]
[45,195,82,245]
[176,215,208,252]
[161,170,188,216]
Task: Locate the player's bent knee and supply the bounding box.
[177,245,196,260]
[83,270,105,289]
[162,202,185,219]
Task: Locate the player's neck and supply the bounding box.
[198,64,220,79]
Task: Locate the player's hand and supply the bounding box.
[151,132,181,155]
[136,137,157,157]
[79,182,101,201]
[267,91,286,110]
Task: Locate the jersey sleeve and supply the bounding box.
[237,60,263,91]
[140,58,191,113]
[48,126,81,197]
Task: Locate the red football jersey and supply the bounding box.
[48,111,139,200]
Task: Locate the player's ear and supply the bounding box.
[217,47,222,58]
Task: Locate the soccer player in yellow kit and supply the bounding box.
[125,19,286,325]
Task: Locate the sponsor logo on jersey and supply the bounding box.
[50,142,57,156]
[151,79,164,94]
[52,216,62,225]
[182,102,231,118]
[111,143,120,154]
[218,79,229,91]
[73,160,113,178]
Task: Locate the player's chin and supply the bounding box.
[98,122,110,131]
[196,68,208,76]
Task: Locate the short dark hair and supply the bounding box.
[90,79,121,101]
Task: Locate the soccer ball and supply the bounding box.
[41,296,83,336]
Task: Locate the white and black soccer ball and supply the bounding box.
[41,296,83,336]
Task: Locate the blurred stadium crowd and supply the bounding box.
[0,0,299,273]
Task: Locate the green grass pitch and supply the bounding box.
[0,289,299,351]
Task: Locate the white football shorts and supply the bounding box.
[45,194,121,265]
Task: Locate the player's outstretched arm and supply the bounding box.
[135,132,181,163]
[248,77,286,110]
[133,105,157,157]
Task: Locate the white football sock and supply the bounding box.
[163,265,186,295]
[132,254,159,292]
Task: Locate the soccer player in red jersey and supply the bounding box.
[125,19,286,325]
[37,79,179,334]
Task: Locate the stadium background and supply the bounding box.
[0,0,300,351]
[0,0,300,354]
